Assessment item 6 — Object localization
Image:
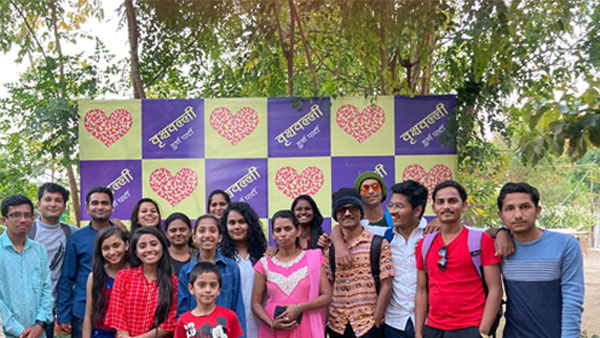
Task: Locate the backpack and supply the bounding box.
[421,229,503,337]
[329,234,384,294]
[27,220,73,240]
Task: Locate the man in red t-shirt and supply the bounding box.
[414,181,502,338]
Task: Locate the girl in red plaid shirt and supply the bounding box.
[105,227,178,338]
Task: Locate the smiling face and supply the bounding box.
[226,210,248,243]
[135,233,164,266]
[166,219,191,247]
[335,203,362,229]
[208,194,229,220]
[138,202,160,227]
[37,191,66,222]
[101,233,128,266]
[272,217,298,250]
[498,192,541,236]
[189,272,221,307]
[194,218,222,252]
[388,193,421,231]
[432,187,466,225]
[360,178,383,206]
[1,204,34,238]
[87,192,113,223]
[293,199,314,225]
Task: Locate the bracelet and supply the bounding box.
[294,304,299,312]
[270,321,274,329]
[497,227,511,235]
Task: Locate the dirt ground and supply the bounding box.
[582,250,600,336]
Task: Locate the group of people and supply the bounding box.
[0,172,585,338]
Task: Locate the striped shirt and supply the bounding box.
[105,267,178,336]
[324,227,393,337]
[501,230,584,338]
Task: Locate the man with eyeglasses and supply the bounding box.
[414,181,502,338]
[0,194,53,338]
[324,188,394,338]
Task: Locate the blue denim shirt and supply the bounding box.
[0,232,54,337]
[56,223,103,322]
[177,251,246,337]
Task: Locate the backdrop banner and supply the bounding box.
[79,96,457,237]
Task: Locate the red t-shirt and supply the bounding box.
[174,305,243,338]
[416,227,500,330]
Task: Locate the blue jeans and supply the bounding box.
[383,319,415,338]
[71,317,84,338]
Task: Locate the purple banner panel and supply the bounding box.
[142,99,204,158]
[80,160,142,221]
[205,159,268,218]
[331,156,395,205]
[268,98,331,157]
[395,95,456,155]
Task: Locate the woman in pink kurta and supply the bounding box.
[251,210,332,338]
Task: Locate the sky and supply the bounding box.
[0,0,127,100]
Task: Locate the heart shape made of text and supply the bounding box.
[336,104,385,143]
[84,108,133,147]
[402,164,453,202]
[274,166,324,199]
[149,168,198,207]
[209,106,259,145]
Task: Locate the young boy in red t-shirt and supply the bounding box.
[174,262,243,338]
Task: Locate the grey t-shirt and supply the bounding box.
[32,218,77,296]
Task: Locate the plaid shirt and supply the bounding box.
[105,267,178,336]
[325,227,394,337]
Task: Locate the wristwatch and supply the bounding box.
[496,227,511,236]
[34,320,46,329]
[480,333,492,338]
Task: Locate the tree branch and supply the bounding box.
[124,0,146,99]
[272,0,294,96]
[9,0,47,59]
[143,25,206,89]
[289,0,318,93]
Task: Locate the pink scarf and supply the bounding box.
[305,249,326,338]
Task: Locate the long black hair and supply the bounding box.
[219,202,267,265]
[129,227,174,330]
[130,198,162,233]
[164,212,194,248]
[207,190,231,215]
[291,194,324,249]
[91,227,129,323]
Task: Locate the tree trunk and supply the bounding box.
[125,0,146,99]
[289,0,318,93]
[66,163,81,227]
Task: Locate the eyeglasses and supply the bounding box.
[336,205,360,215]
[437,246,448,271]
[387,202,403,210]
[360,182,381,194]
[7,212,34,220]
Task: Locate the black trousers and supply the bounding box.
[422,325,482,338]
[327,323,383,338]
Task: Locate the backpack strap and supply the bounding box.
[370,235,383,295]
[60,223,73,238]
[420,231,439,274]
[27,220,37,239]
[384,209,393,228]
[383,228,394,244]
[467,229,484,279]
[328,244,336,284]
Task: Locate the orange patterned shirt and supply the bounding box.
[325,227,394,337]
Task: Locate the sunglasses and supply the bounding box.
[437,246,448,271]
[336,205,360,215]
[360,182,381,194]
